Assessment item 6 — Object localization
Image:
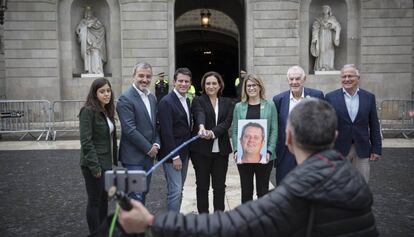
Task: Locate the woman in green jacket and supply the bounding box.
[232,74,278,203]
[79,78,117,234]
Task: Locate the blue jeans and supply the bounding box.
[162,157,189,212]
[122,159,153,204]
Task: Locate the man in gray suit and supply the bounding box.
[117,62,160,203]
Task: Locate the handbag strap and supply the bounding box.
[306,203,315,237]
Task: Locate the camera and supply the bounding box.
[104,170,147,193]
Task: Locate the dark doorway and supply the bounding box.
[176,30,238,97]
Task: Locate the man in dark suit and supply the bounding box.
[158,67,192,212]
[116,62,160,203]
[273,65,324,185]
[325,64,381,182]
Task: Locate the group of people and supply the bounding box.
[79,62,381,236]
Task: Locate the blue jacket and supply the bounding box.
[325,88,382,158]
[273,87,324,167]
[158,91,192,162]
[116,86,160,165]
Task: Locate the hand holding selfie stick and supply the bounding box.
[107,135,201,204]
[107,135,201,236]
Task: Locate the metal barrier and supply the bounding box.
[0,100,51,140]
[51,100,120,140]
[51,100,84,140]
[379,100,414,139]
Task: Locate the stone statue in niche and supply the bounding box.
[310,5,341,71]
[76,6,106,75]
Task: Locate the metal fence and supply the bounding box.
[3,99,412,141]
[51,100,85,140]
[379,100,414,139]
[0,100,51,140]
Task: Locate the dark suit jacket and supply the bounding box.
[325,88,382,158]
[273,87,324,167]
[116,86,160,165]
[158,91,192,162]
[190,94,234,156]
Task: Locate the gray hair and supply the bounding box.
[287,98,337,152]
[341,64,360,76]
[132,62,152,76]
[286,65,306,80]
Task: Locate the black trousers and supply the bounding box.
[191,152,229,213]
[237,161,274,203]
[81,167,108,234]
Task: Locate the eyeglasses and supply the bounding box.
[246,84,258,89]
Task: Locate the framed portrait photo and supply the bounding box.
[237,119,268,164]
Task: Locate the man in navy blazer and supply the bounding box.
[325,64,381,182]
[273,66,324,185]
[158,67,193,212]
[117,62,160,203]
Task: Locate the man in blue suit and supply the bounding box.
[273,66,324,185]
[117,62,160,203]
[158,67,192,212]
[325,64,381,182]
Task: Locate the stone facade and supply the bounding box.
[1,0,413,103]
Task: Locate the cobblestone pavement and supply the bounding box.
[0,148,413,237]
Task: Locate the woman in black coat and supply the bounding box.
[189,71,234,213]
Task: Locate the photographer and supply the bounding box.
[119,98,378,237]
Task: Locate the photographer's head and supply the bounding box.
[286,98,337,162]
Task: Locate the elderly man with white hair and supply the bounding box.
[272,65,324,185]
[325,64,381,183]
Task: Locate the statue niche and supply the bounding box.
[76,6,107,75]
[310,5,341,71]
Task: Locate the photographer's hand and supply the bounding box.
[94,171,101,178]
[119,199,154,234]
[147,145,159,158]
[172,157,182,170]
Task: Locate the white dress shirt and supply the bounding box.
[289,88,305,113]
[343,88,359,122]
[173,88,190,125]
[133,83,152,121]
[212,98,220,153]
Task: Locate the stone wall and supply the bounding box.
[248,1,300,96]
[360,0,413,102]
[0,25,4,98]
[119,0,170,92]
[0,0,412,103]
[4,0,59,100]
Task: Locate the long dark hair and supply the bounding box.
[83,78,115,121]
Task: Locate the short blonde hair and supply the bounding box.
[241,74,266,102]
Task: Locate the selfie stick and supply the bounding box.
[109,135,201,237]
[146,134,201,176]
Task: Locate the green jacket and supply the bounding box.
[79,106,118,176]
[231,100,278,161]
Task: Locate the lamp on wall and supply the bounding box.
[200,9,211,27]
[0,0,8,25]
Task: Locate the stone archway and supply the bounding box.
[173,0,246,98]
[175,9,239,97]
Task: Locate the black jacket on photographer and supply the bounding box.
[149,149,378,237]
